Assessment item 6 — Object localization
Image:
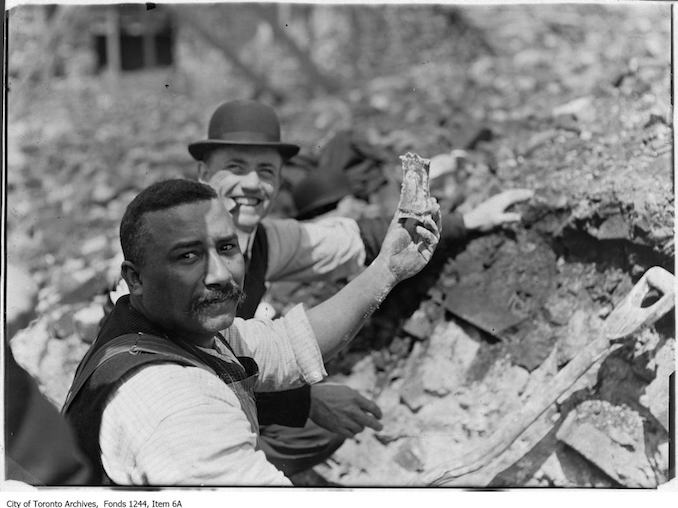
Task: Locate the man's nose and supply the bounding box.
[204,250,232,287]
[239,170,261,190]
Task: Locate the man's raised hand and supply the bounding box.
[374,200,441,286]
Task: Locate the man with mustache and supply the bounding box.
[184,100,532,478]
[64,178,439,485]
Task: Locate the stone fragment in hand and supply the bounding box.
[397,152,432,221]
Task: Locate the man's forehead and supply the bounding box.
[210,146,282,164]
[143,199,235,239]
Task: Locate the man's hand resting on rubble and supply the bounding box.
[309,383,383,438]
[462,189,534,233]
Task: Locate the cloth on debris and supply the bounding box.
[5,344,95,486]
[64,295,325,486]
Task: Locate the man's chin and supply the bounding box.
[200,314,236,334]
[196,304,238,333]
[232,207,267,231]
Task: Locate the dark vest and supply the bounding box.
[63,296,257,485]
[238,225,269,319]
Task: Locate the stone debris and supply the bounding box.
[402,307,433,340]
[520,347,558,403]
[393,441,425,472]
[530,445,616,487]
[73,303,106,343]
[552,96,596,123]
[556,309,603,366]
[639,339,674,431]
[593,213,632,241]
[10,317,88,406]
[421,321,480,396]
[556,401,656,487]
[51,310,78,339]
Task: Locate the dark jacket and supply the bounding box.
[5,344,95,486]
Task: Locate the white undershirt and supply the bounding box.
[99,304,325,486]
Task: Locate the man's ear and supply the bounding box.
[197,161,209,183]
[121,261,143,296]
[271,162,284,197]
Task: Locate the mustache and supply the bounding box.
[191,282,246,312]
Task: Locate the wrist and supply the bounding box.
[368,255,399,292]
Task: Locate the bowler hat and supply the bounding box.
[188,100,300,161]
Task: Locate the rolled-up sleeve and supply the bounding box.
[226,304,327,390]
[263,217,366,282]
[100,364,291,486]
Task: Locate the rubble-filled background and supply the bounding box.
[5,3,674,487]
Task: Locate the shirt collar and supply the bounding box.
[237,225,258,261]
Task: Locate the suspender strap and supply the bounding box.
[62,333,216,414]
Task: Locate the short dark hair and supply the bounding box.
[120,179,217,266]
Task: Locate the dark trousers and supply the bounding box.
[258,420,345,477]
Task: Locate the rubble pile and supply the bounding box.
[268,6,674,487]
[265,191,672,487]
[6,4,672,487]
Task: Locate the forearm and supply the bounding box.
[265,217,365,282]
[306,258,397,359]
[308,211,439,359]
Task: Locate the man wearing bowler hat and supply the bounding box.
[185,99,533,479]
[188,100,374,478]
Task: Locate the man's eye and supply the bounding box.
[220,243,237,253]
[179,252,199,261]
